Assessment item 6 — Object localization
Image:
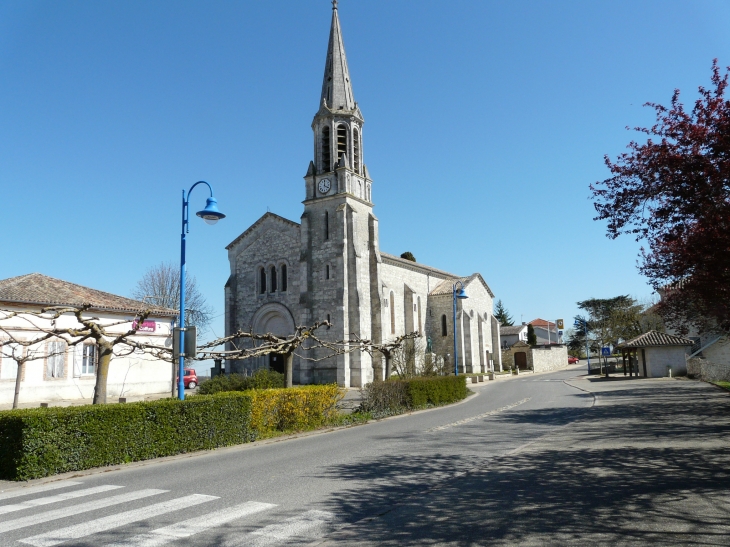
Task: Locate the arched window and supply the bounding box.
[353,128,361,174]
[441,315,448,336]
[322,126,331,171]
[337,124,347,162]
[259,267,266,294]
[281,264,287,292]
[325,211,329,240]
[390,291,395,334]
[269,266,277,292]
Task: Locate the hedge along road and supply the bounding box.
[0,366,592,546]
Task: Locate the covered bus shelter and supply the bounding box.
[618,331,693,378]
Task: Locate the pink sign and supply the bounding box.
[133,320,157,332]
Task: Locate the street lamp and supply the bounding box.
[452,280,468,376]
[178,181,225,400]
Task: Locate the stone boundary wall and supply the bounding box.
[531,345,569,373]
[687,358,730,382]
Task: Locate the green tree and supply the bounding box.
[400,251,416,262]
[494,299,514,326]
[527,324,537,346]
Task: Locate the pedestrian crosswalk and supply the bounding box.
[0,480,339,547]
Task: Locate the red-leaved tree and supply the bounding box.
[591,60,730,335]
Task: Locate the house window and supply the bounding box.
[322,126,331,171]
[46,341,66,379]
[270,266,277,292]
[390,291,395,335]
[259,267,266,294]
[325,211,329,240]
[337,124,347,161]
[281,264,287,292]
[441,315,448,337]
[82,345,96,375]
[0,343,20,380]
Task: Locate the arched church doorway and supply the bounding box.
[251,303,296,375]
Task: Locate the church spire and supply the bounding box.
[321,1,356,111]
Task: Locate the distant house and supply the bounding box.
[0,273,177,406]
[528,318,561,345]
[500,324,527,349]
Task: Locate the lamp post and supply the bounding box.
[452,280,468,376]
[178,181,225,400]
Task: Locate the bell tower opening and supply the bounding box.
[321,126,331,172]
[336,124,348,162]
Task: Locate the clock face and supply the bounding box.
[318,178,331,194]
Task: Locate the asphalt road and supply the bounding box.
[1,365,728,546]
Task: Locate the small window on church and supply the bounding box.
[326,264,330,280]
[325,211,329,240]
[337,124,347,161]
[327,314,331,329]
[259,267,266,295]
[322,126,331,171]
[270,266,277,292]
[353,129,361,174]
[441,315,448,337]
[390,291,395,335]
[281,264,287,292]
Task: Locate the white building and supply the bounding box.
[0,273,177,406]
[224,4,501,387]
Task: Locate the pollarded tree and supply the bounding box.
[494,299,514,326]
[591,60,730,335]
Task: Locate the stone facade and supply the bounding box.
[501,342,568,373]
[224,5,500,387]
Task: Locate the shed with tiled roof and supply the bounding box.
[617,330,692,378]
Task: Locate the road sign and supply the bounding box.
[557,319,564,330]
[601,347,611,356]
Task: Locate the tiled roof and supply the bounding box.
[500,325,526,335]
[529,318,558,329]
[619,330,693,348]
[0,273,178,317]
[429,273,495,298]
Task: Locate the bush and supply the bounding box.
[360,376,467,416]
[246,384,343,436]
[0,393,253,481]
[198,369,284,394]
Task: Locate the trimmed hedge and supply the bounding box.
[360,375,468,415]
[197,369,284,395]
[0,393,253,481]
[0,385,344,481]
[246,384,343,436]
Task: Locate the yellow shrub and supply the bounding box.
[247,385,342,436]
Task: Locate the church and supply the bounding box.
[224,2,501,387]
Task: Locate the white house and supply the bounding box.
[500,324,528,349]
[0,273,177,406]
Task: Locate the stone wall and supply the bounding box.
[531,345,568,373]
[687,358,730,382]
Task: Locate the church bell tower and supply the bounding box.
[299,1,379,388]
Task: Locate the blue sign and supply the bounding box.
[601,347,611,356]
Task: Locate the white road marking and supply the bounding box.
[0,482,82,502]
[0,485,123,515]
[18,494,217,547]
[226,510,337,546]
[103,501,277,547]
[427,398,532,432]
[0,490,168,535]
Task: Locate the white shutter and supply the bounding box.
[46,343,54,377]
[0,345,19,380]
[73,344,83,377]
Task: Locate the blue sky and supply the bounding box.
[1,0,728,341]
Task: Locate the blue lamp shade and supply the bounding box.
[456,288,468,299]
[196,197,226,225]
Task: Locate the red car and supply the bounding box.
[568,356,580,364]
[177,368,198,389]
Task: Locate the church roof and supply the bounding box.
[429,273,495,298]
[226,212,300,251]
[380,253,457,279]
[321,1,356,111]
[0,273,177,316]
